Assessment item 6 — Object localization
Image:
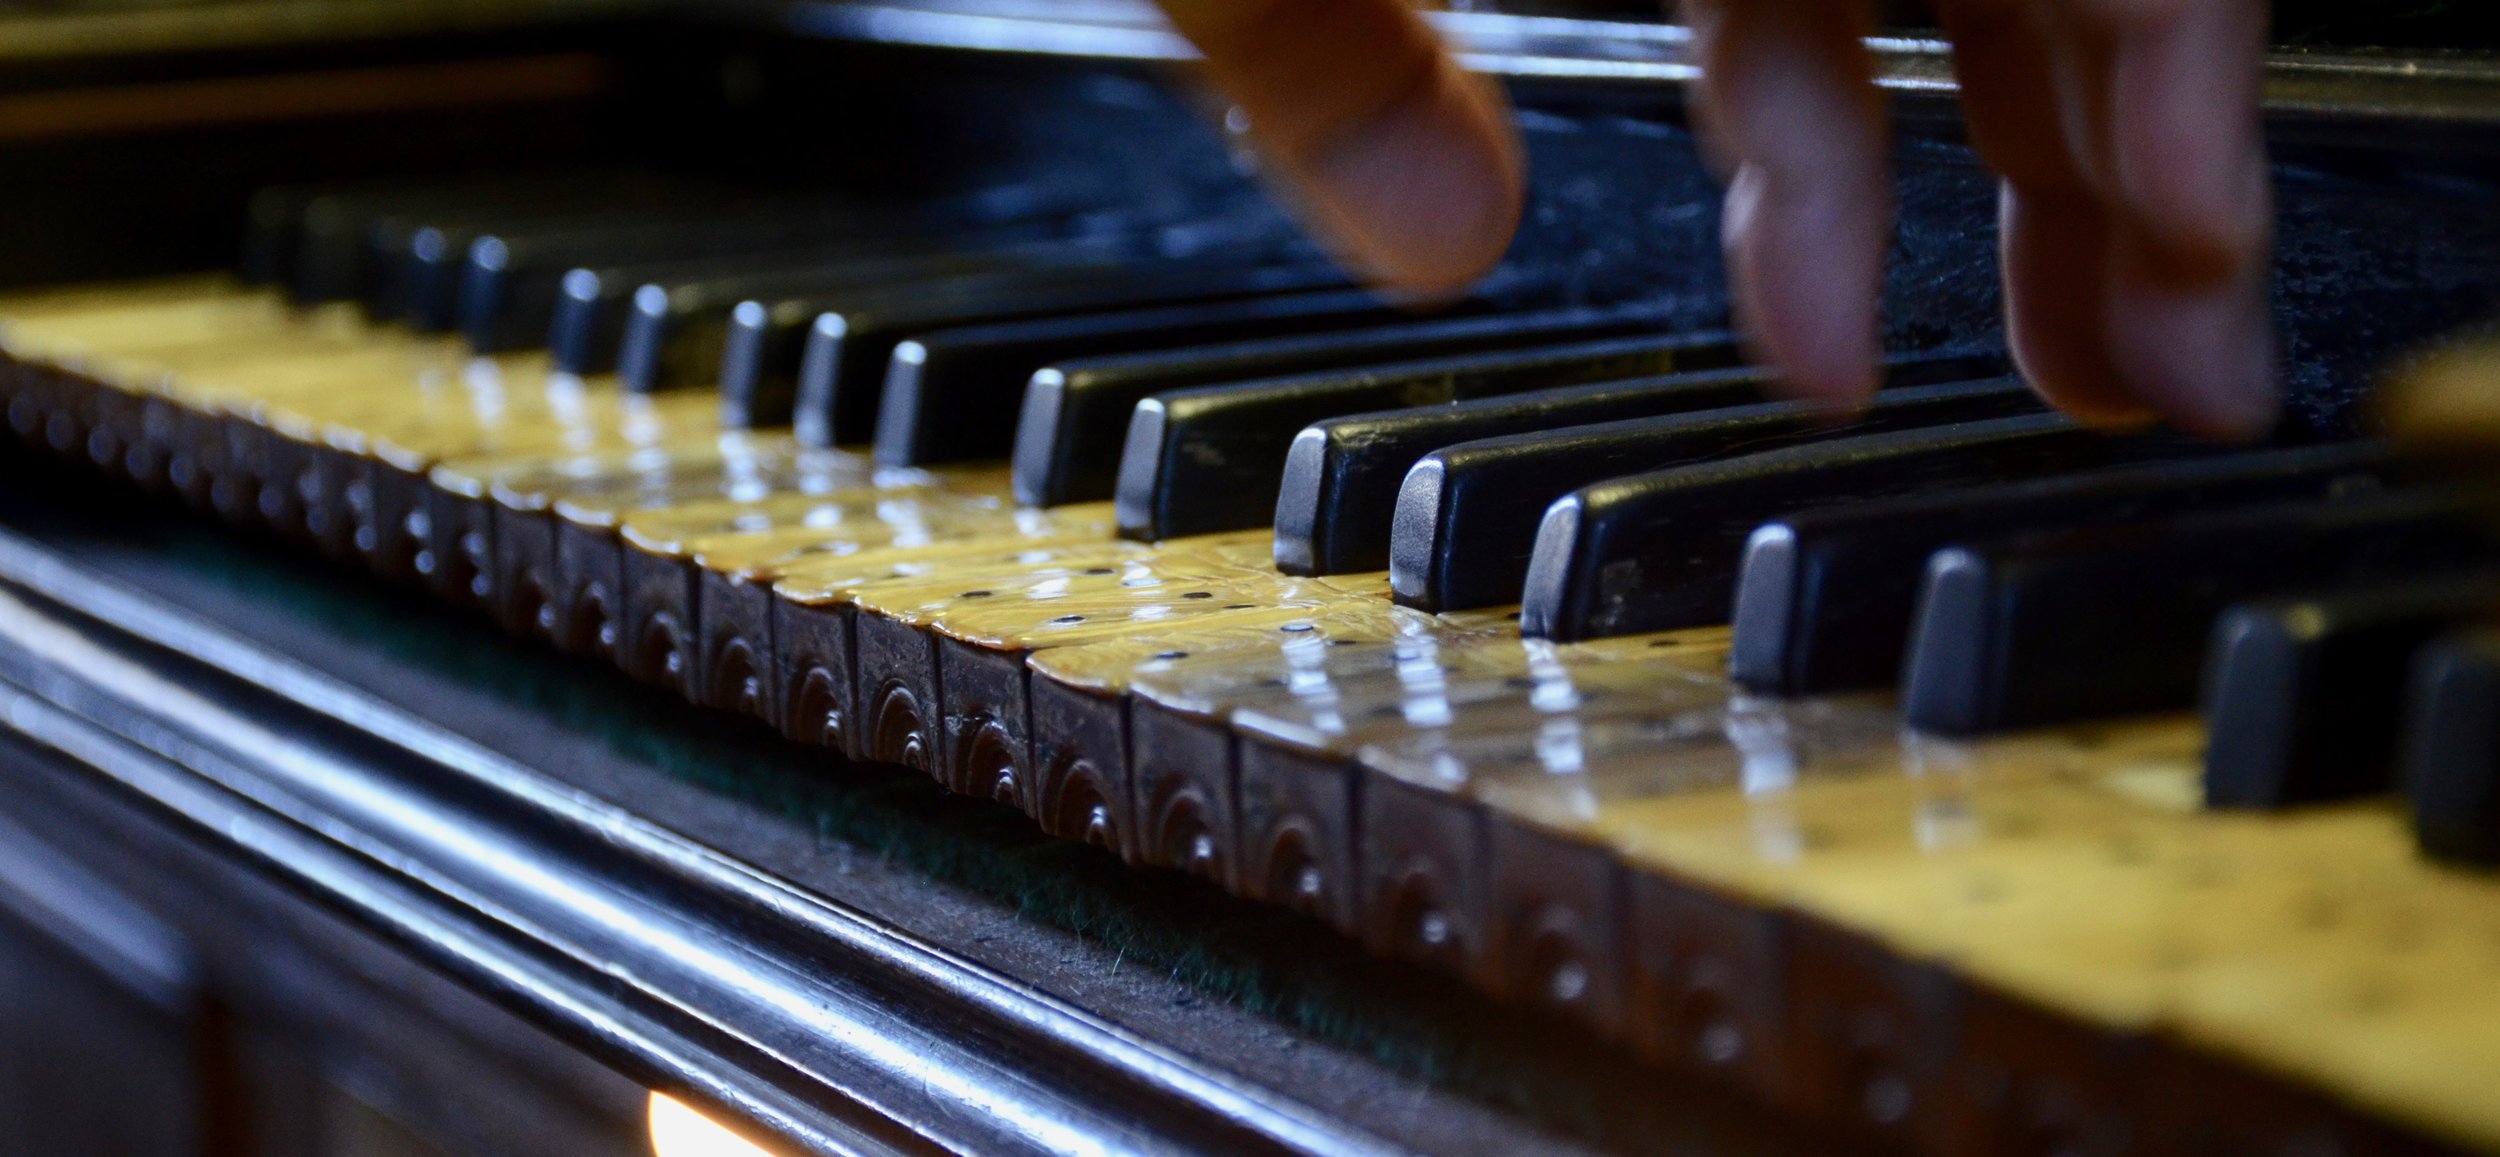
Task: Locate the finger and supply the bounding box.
[2001,188,2165,425]
[2032,1,2124,202]
[2102,227,2278,438]
[2064,0,2279,434]
[1155,0,1524,296]
[1679,0,1892,410]
[1675,1,1740,182]
[2088,0,2272,277]
[1940,0,2149,423]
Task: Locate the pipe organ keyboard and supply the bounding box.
[5,4,2500,1156]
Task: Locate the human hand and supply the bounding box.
[1153,0,2278,438]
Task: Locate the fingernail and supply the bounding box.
[1300,66,1523,297]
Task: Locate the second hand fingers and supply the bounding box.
[1952,0,2275,434]
[1942,0,2147,423]
[2088,0,2273,277]
[2057,0,2278,434]
[1678,0,1893,411]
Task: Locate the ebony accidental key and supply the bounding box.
[1113,331,1742,542]
[457,198,894,353]
[786,260,1347,447]
[1280,352,2009,577]
[2204,572,2497,809]
[1727,442,2397,697]
[1011,303,1690,508]
[1902,487,2499,735]
[1400,378,2045,616]
[874,285,1465,467]
[1517,414,2214,642]
[615,248,1053,393]
[2401,628,2500,866]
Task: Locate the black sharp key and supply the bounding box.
[1012,302,1691,508]
[718,296,825,431]
[362,215,445,323]
[293,185,512,308]
[726,297,857,439]
[295,189,445,307]
[2401,629,2500,867]
[1401,378,2044,615]
[1900,487,2498,735]
[589,223,1127,386]
[1520,414,2218,642]
[552,258,716,377]
[2204,573,2498,809]
[786,261,1349,448]
[401,204,665,333]
[456,200,893,353]
[1727,442,2398,697]
[560,247,960,380]
[464,187,1163,356]
[275,172,661,314]
[370,189,654,325]
[873,285,1474,467]
[610,248,1042,391]
[1113,331,1741,542]
[387,199,645,329]
[573,250,891,383]
[1284,351,2010,577]
[395,181,747,331]
[401,219,501,331]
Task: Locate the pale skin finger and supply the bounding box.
[1153,0,1524,297]
[1940,0,2149,423]
[1678,0,1894,411]
[2054,0,2278,435]
[1684,0,2273,432]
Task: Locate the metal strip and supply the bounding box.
[0,803,195,1013]
[0,528,1407,1157]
